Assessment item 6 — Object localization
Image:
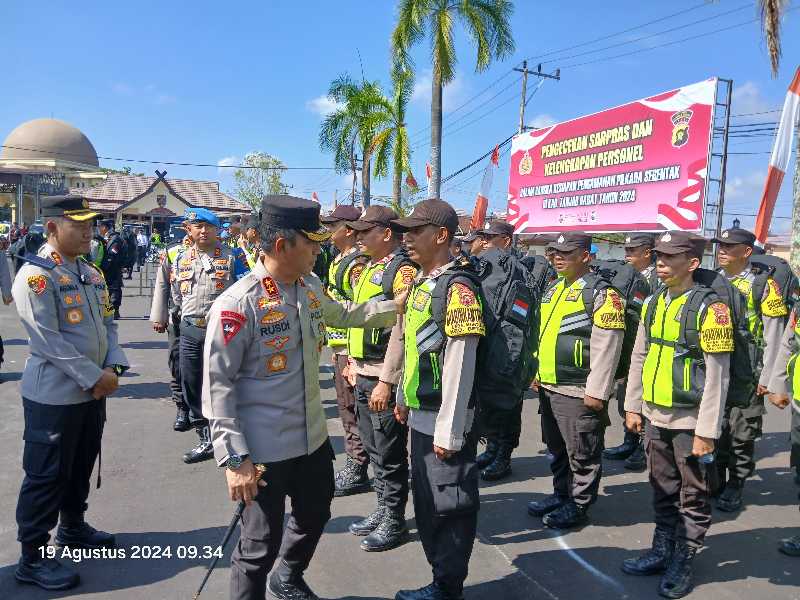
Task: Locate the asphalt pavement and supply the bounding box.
[0,269,797,600]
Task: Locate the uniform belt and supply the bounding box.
[183,316,207,328]
[181,318,207,340]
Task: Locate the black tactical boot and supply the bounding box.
[349,500,385,536]
[481,444,512,481]
[267,568,319,600]
[542,500,589,530]
[182,425,214,464]
[113,308,121,320]
[658,541,696,598]
[476,439,499,469]
[624,440,646,471]
[334,455,371,497]
[603,429,639,460]
[361,508,408,552]
[173,402,191,432]
[621,528,674,575]
[395,582,463,600]
[715,478,743,512]
[779,534,800,557]
[15,545,80,591]
[527,493,568,517]
[55,514,115,549]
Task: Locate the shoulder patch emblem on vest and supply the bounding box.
[699,302,734,353]
[762,278,789,317]
[593,289,625,330]
[411,288,431,311]
[445,283,485,337]
[27,275,48,295]
[393,265,417,296]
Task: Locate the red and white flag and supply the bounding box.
[311,191,320,203]
[469,145,500,231]
[406,171,419,190]
[425,162,432,191]
[754,66,800,246]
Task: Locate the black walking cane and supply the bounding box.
[193,464,267,599]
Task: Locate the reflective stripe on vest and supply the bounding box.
[347,261,390,359]
[403,278,444,411]
[641,291,704,409]
[788,315,800,414]
[537,277,592,386]
[326,252,351,348]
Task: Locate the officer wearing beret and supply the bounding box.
[320,204,372,497]
[711,226,789,512]
[12,195,129,591]
[149,222,193,431]
[622,231,733,598]
[529,232,625,529]
[604,232,658,470]
[202,195,401,600]
[97,218,125,319]
[151,207,250,463]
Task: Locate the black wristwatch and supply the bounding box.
[111,365,125,376]
[226,454,249,470]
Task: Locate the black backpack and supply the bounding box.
[681,268,755,409]
[749,255,799,314]
[587,259,651,379]
[430,248,539,409]
[520,254,557,294]
[380,249,418,300]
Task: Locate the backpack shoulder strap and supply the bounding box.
[381,251,417,299]
[680,286,717,353]
[581,272,610,319]
[333,250,364,296]
[430,270,481,334]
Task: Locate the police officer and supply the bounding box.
[604,233,658,470]
[150,227,193,431]
[346,206,417,551]
[528,232,625,529]
[711,226,789,511]
[468,220,523,482]
[766,307,800,556]
[390,199,483,600]
[320,204,372,497]
[0,248,13,375]
[460,230,486,257]
[238,214,262,269]
[151,208,249,464]
[621,231,733,599]
[12,195,129,591]
[97,219,125,319]
[202,195,401,600]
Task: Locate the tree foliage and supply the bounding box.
[232,151,288,211]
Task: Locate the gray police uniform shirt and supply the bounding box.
[202,258,398,466]
[12,243,129,405]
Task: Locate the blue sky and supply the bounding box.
[2,1,799,232]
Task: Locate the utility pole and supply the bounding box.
[514,62,561,133]
[791,118,800,271]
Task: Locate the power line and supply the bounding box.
[0,144,336,170]
[520,1,714,62]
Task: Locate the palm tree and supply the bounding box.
[760,0,786,76]
[392,0,514,199]
[319,74,389,207]
[370,69,414,213]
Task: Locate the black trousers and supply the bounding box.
[179,332,206,425]
[478,398,523,448]
[354,375,409,511]
[105,272,123,311]
[333,354,367,464]
[136,246,146,267]
[167,316,184,406]
[17,398,105,548]
[539,388,607,507]
[791,407,800,470]
[410,427,479,596]
[716,393,764,482]
[646,423,714,548]
[230,441,335,600]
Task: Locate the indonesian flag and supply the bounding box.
[754,66,800,246]
[311,192,320,203]
[469,146,500,231]
[406,171,419,190]
[425,162,432,191]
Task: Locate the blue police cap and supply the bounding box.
[184,207,220,228]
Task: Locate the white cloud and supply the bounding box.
[306,95,343,116]
[527,113,558,129]
[725,170,766,200]
[411,70,468,113]
[732,82,770,116]
[217,156,241,177]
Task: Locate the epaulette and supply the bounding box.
[15,254,56,270]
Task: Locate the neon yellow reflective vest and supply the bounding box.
[325,249,362,348]
[641,289,734,408]
[348,259,393,359]
[785,311,800,413]
[402,274,484,411]
[537,277,594,386]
